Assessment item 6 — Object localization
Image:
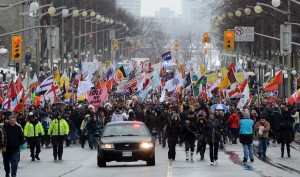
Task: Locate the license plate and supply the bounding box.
[122,151,132,157]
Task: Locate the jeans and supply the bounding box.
[258,137,268,156]
[242,144,254,160]
[231,128,239,144]
[208,142,219,162]
[88,134,97,149]
[28,138,41,158]
[70,128,78,144]
[3,151,20,176]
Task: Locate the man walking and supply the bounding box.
[2,115,24,177]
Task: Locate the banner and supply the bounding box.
[206,73,218,85]
[87,89,108,106]
[60,77,69,88]
[83,62,101,78]
[235,72,245,83]
[162,51,172,61]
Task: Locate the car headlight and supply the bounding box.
[101,144,114,149]
[140,142,154,149]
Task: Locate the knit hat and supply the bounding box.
[243,109,250,118]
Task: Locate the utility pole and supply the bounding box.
[287,0,292,97]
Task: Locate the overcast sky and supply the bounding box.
[141,0,181,17]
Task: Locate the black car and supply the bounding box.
[97,121,156,167]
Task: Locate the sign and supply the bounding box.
[82,62,101,78]
[46,27,59,50]
[109,29,115,40]
[162,51,172,61]
[234,26,254,42]
[87,89,108,106]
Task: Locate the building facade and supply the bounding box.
[116,0,141,17]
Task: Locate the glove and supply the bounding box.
[64,134,68,139]
[2,147,6,153]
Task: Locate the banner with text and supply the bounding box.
[87,89,108,107]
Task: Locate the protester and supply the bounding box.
[227,110,240,144]
[239,109,254,162]
[165,112,181,161]
[2,115,24,177]
[111,107,127,122]
[254,117,270,158]
[80,114,90,148]
[182,118,198,161]
[86,115,103,149]
[196,116,207,160]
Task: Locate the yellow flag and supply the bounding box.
[221,67,228,78]
[54,69,61,85]
[235,72,245,83]
[59,77,69,88]
[77,94,86,101]
[217,76,231,91]
[206,72,218,85]
[200,65,206,76]
[65,92,71,100]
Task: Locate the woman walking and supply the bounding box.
[239,109,254,162]
[182,118,198,161]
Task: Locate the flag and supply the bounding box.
[193,76,206,95]
[288,89,300,106]
[228,63,236,72]
[152,71,160,89]
[221,67,228,78]
[183,73,191,88]
[162,51,172,61]
[206,73,218,85]
[164,70,183,92]
[263,70,283,92]
[238,84,250,108]
[200,65,206,76]
[54,68,61,85]
[44,83,61,103]
[16,77,23,94]
[217,69,236,91]
[235,72,245,83]
[115,66,127,81]
[28,74,39,91]
[35,75,53,92]
[12,89,25,112]
[8,79,17,98]
[106,63,115,81]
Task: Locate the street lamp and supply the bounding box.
[217,16,222,22]
[235,10,242,17]
[82,10,88,17]
[254,5,263,14]
[272,0,281,7]
[30,1,39,11]
[282,69,287,75]
[96,14,101,20]
[268,64,273,69]
[222,13,227,19]
[100,16,105,22]
[90,11,96,17]
[109,18,114,24]
[62,8,69,17]
[292,69,297,75]
[251,58,256,63]
[228,12,234,18]
[261,62,266,67]
[72,9,79,17]
[0,47,8,54]
[105,18,110,24]
[244,7,251,15]
[48,6,56,15]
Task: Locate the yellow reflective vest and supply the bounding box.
[24,121,45,138]
[49,118,69,136]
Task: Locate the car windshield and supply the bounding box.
[102,123,150,137]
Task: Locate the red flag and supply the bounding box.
[8,79,17,98]
[96,81,102,89]
[239,79,247,92]
[16,77,23,94]
[13,90,25,112]
[227,63,236,73]
[263,70,283,92]
[288,89,300,106]
[143,78,150,90]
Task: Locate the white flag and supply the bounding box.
[238,84,250,108]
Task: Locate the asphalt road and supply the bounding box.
[1,140,300,177]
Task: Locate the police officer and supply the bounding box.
[48,112,69,161]
[24,112,45,161]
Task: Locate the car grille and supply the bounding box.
[114,143,140,150]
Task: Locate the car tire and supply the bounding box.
[97,156,107,167]
[146,153,155,166]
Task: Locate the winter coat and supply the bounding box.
[145,114,156,132]
[165,120,181,144]
[239,118,254,144]
[42,117,52,132]
[182,124,198,141]
[254,120,270,138]
[277,111,294,143]
[205,118,222,143]
[0,125,7,148]
[86,120,103,135]
[228,113,240,129]
[269,112,281,137]
[111,111,126,122]
[3,124,24,155]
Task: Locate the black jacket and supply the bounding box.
[3,124,24,155]
[204,118,222,143]
[166,120,181,144]
[182,124,198,140]
[277,110,294,143]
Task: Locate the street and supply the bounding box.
[1,140,300,177]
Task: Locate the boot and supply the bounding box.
[287,147,291,157]
[190,152,194,161]
[200,152,204,160]
[281,148,284,157]
[35,155,40,161]
[185,151,189,161]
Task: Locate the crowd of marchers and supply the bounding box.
[0,97,299,177]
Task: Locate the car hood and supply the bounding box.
[101,136,152,144]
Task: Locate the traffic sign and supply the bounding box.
[234,26,254,42]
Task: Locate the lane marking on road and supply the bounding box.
[167,160,173,177]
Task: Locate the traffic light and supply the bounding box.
[174,41,179,52]
[224,31,235,50]
[12,36,22,60]
[113,39,119,49]
[203,33,209,44]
